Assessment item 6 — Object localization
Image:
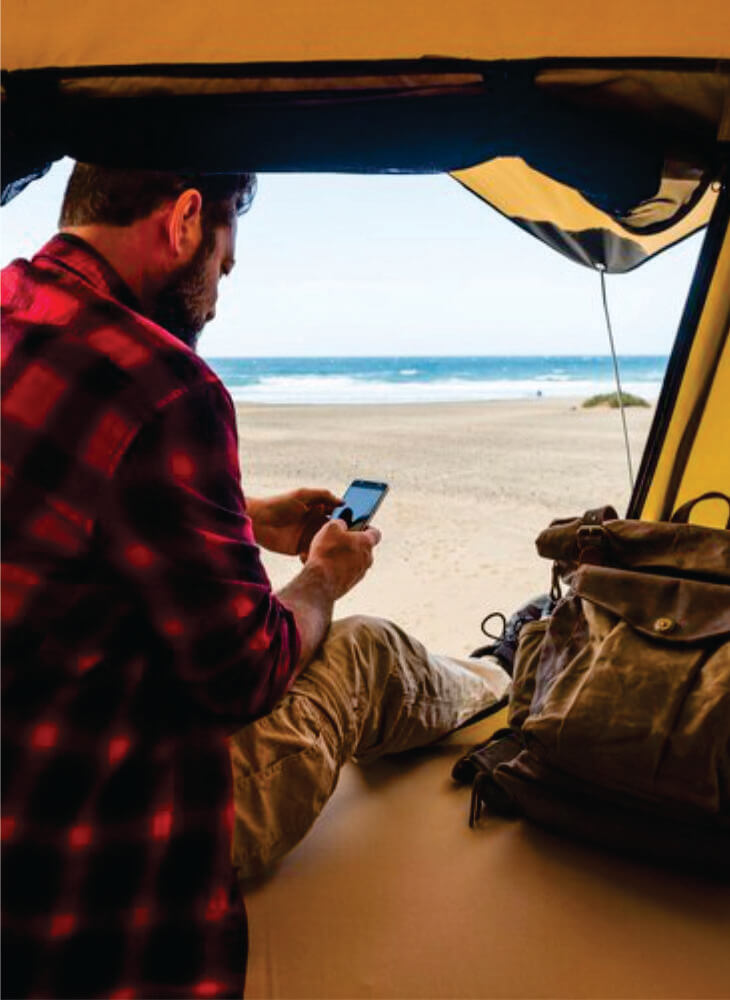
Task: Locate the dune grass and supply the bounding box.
[582,391,650,409]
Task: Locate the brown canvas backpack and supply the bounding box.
[455,493,730,873]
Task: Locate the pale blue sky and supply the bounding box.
[1,158,703,358]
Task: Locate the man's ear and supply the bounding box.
[167,188,204,262]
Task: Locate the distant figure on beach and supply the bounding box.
[1,163,510,999]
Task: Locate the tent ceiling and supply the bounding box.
[3,0,730,70]
[4,59,727,273]
[2,2,729,271]
[1,1,728,525]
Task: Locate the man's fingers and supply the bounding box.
[297,507,336,555]
[297,488,345,509]
[362,526,382,547]
[311,517,380,549]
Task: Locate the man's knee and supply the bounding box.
[321,615,430,702]
[325,614,412,667]
[328,614,395,646]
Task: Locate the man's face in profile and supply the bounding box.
[153,213,237,349]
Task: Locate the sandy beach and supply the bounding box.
[236,397,654,656]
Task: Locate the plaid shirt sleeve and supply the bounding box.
[99,379,301,725]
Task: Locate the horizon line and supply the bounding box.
[202,352,670,360]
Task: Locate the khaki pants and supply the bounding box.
[229,615,510,879]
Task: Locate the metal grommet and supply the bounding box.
[653,617,676,634]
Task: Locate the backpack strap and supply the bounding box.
[670,492,730,529]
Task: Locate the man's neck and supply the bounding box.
[62,223,167,317]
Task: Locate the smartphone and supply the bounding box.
[331,479,389,531]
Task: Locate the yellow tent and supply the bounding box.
[2,4,729,996]
[3,0,729,524]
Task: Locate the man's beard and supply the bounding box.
[151,241,210,350]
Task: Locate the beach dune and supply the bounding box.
[236,398,653,655]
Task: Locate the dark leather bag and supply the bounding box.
[457,493,730,874]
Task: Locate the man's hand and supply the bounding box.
[247,488,343,556]
[305,518,381,600]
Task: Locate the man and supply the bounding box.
[1,164,510,998]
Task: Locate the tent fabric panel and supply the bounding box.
[56,70,486,98]
[0,89,526,185]
[1,66,670,215]
[453,159,716,237]
[4,0,730,72]
[638,213,730,528]
[671,339,730,529]
[453,158,717,272]
[537,67,730,142]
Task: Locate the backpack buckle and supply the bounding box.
[577,524,608,565]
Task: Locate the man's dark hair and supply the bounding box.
[59,164,257,239]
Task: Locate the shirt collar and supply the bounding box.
[34,233,143,313]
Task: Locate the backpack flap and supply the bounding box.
[572,564,730,643]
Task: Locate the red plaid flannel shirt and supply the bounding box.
[1,234,301,998]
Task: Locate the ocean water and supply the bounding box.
[204,355,668,405]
